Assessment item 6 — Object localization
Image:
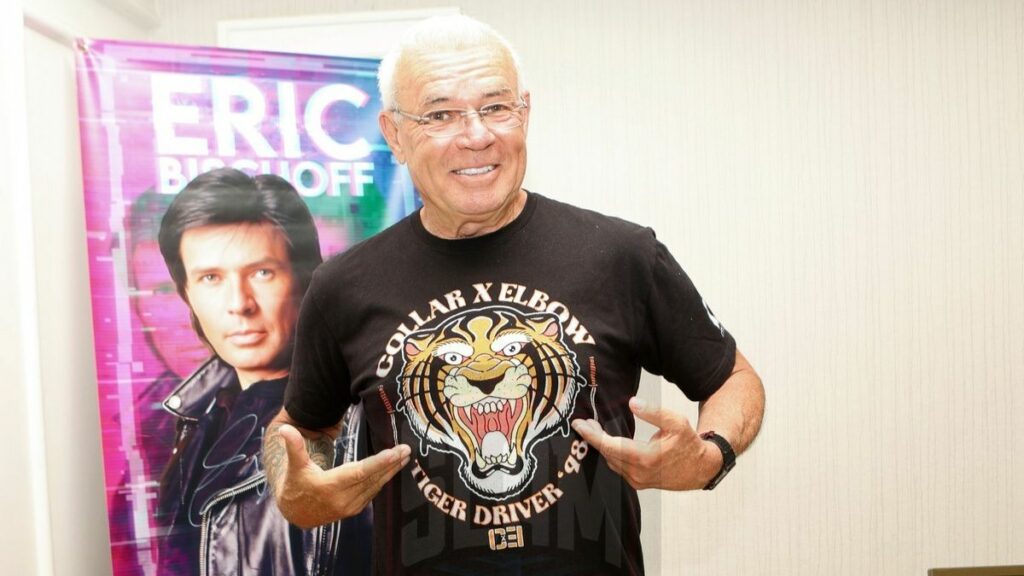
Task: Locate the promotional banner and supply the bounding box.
[76,39,416,575]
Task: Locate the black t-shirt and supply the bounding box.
[286,192,736,575]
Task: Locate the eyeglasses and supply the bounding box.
[392,100,528,138]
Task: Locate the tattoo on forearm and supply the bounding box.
[262,422,337,499]
[306,435,335,468]
[263,423,288,498]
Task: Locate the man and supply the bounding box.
[155,168,370,576]
[264,15,765,575]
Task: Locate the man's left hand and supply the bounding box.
[570,397,723,491]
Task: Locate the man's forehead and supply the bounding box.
[396,43,518,107]
[181,222,289,269]
[420,86,515,108]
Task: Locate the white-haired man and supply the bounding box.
[263,14,764,575]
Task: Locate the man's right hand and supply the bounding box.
[264,418,411,529]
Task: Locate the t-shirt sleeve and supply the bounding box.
[635,236,737,402]
[284,285,353,429]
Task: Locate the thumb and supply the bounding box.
[278,424,312,470]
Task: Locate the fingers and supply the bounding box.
[351,447,411,507]
[571,419,648,469]
[574,418,657,489]
[574,401,707,492]
[628,397,688,432]
[570,418,608,454]
[356,444,412,482]
[572,405,689,490]
[326,445,409,486]
[324,444,412,517]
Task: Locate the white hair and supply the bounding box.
[377,14,526,112]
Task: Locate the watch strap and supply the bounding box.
[700,430,736,490]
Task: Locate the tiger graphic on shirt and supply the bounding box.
[396,305,584,500]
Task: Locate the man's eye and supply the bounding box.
[481,103,513,117]
[254,268,274,280]
[199,274,219,283]
[423,110,456,124]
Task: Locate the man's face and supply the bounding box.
[379,42,530,227]
[180,222,299,386]
[131,241,210,378]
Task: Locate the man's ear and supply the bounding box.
[520,90,531,134]
[379,112,406,164]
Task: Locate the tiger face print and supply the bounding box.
[397,306,583,500]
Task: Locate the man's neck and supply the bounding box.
[236,368,289,390]
[420,189,527,239]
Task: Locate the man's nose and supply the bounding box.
[455,112,496,147]
[226,278,256,315]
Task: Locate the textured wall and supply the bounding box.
[161,0,1024,574]
[12,0,1021,575]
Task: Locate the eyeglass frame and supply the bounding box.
[390,98,529,138]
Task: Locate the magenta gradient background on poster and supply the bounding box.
[75,39,416,575]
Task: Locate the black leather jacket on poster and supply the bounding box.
[157,357,371,576]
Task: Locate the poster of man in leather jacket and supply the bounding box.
[153,167,370,576]
[75,40,418,575]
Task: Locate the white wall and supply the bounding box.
[4,1,1021,575]
[155,1,1024,574]
[1,4,46,575]
[4,2,152,575]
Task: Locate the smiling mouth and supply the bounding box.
[453,165,496,176]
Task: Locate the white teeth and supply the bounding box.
[475,399,503,414]
[481,453,506,465]
[455,165,495,176]
[483,454,509,465]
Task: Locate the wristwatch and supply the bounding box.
[699,431,736,490]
